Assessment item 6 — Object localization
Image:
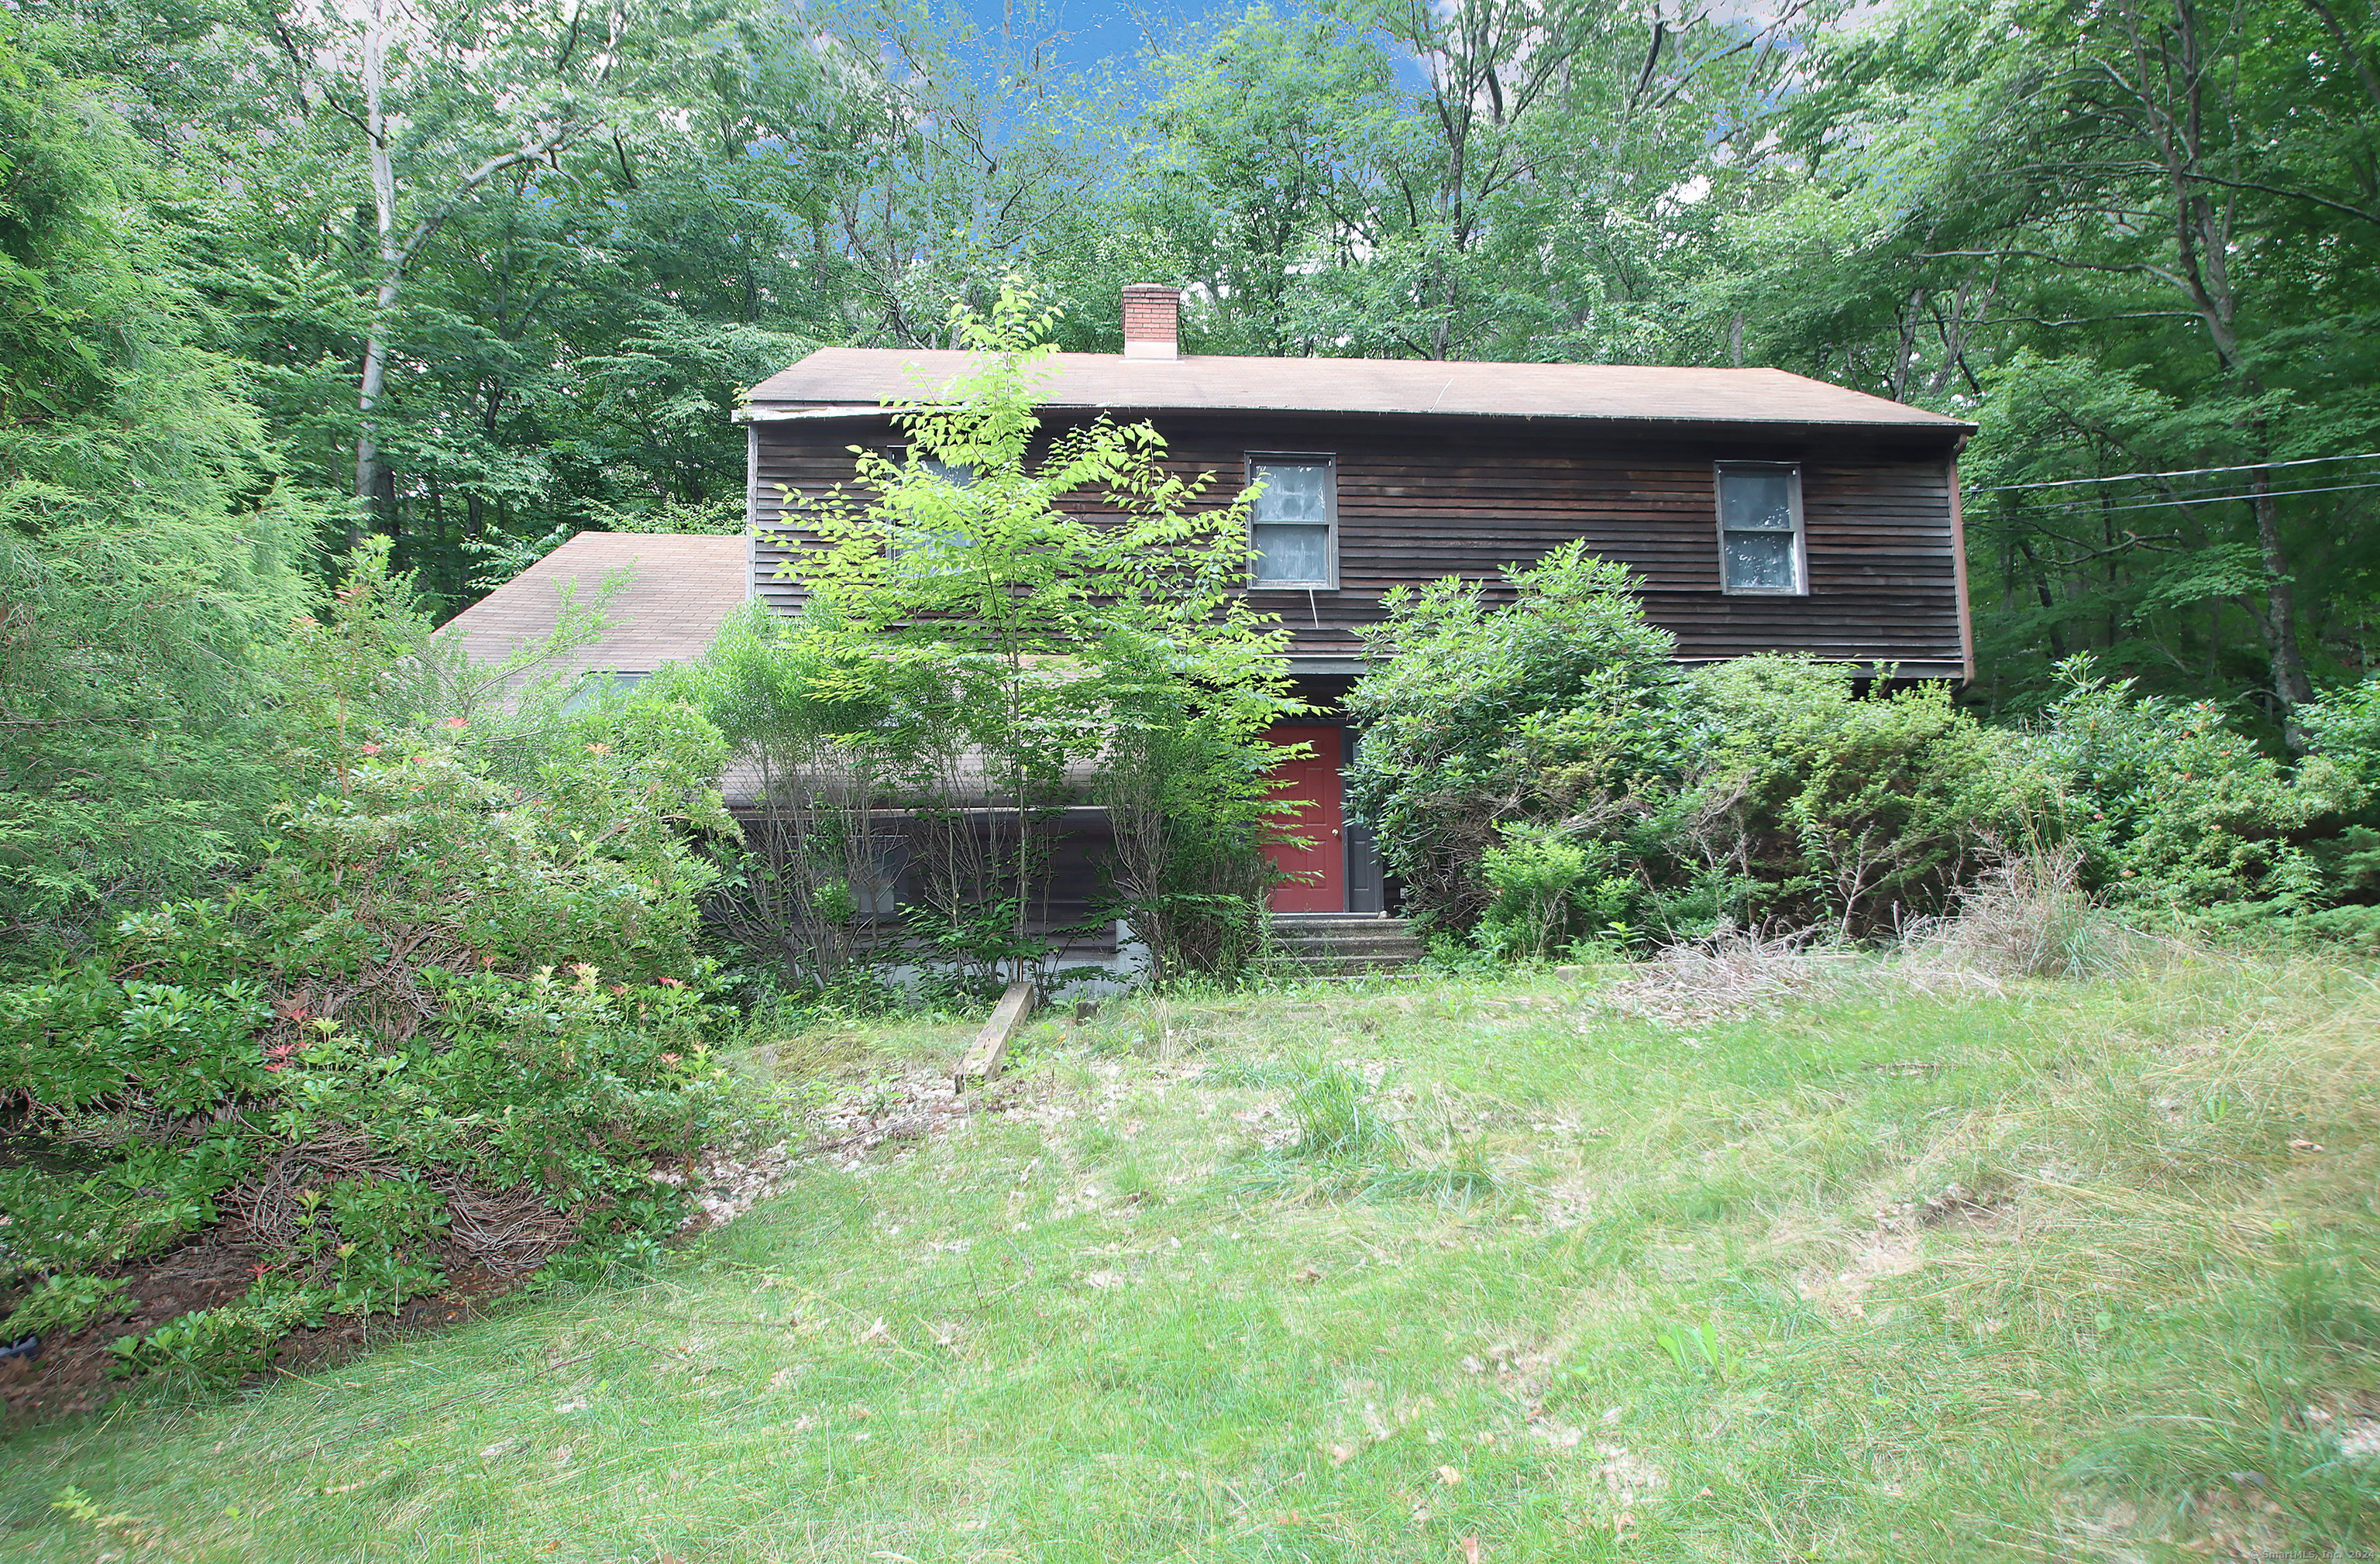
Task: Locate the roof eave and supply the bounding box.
[737,401,1976,437]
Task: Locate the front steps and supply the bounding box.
[1269,914,1425,978]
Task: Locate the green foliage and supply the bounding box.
[0,586,737,1375]
[1344,541,1682,927]
[2023,658,2380,933]
[717,282,1302,988]
[1680,658,2055,935]
[1347,582,2057,943]
[0,19,324,949]
[1474,823,1591,964]
[1094,617,1303,985]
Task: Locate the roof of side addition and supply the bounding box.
[742,349,1974,434]
[439,531,746,675]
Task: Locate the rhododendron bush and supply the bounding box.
[1,552,740,1381]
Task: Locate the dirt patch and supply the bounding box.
[675,1063,1063,1235]
[2052,1476,2298,1563]
[0,1233,514,1425]
[1797,1229,1924,1318]
[2305,1394,2380,1462]
[1793,1184,2013,1319]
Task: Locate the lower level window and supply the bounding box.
[855,835,906,919]
[1717,462,1805,594]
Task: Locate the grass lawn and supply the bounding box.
[7,947,2379,1562]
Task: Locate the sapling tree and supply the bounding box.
[780,281,1302,986]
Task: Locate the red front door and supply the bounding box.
[1262,725,1345,913]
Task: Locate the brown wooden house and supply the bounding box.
[737,287,1975,923]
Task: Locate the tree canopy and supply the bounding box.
[5,0,2376,727]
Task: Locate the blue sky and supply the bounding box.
[924,0,1243,81]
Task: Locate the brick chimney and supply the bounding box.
[1121,284,1181,361]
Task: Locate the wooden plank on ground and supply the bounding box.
[955,981,1036,1087]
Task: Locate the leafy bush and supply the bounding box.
[1344,541,1682,928]
[1474,823,1591,962]
[0,28,325,954]
[1675,658,2055,937]
[2021,658,2376,931]
[1345,562,2050,944]
[0,706,737,1377]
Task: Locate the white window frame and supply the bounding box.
[1245,453,1339,590]
[1714,461,1809,596]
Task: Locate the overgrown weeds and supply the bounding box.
[1904,843,2134,978]
[8,946,2379,1562]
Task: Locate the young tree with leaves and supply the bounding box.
[780,283,1302,985]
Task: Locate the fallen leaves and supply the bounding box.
[1436,1465,1463,1486]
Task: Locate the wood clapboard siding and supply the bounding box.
[748,410,1968,674]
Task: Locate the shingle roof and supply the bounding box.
[439,531,745,674]
[743,348,1972,433]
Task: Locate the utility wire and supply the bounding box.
[1979,451,2380,492]
[1997,477,2380,519]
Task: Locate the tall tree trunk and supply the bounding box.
[2125,0,2312,733]
[2248,455,2316,720]
[353,0,399,541]
[343,0,593,545]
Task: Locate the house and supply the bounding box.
[737,285,1976,919]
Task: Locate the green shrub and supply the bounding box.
[1343,541,1682,927]
[1677,658,2055,936]
[0,717,738,1377]
[1474,823,1590,962]
[2023,657,2365,922]
[1343,559,2047,943]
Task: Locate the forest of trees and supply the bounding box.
[5,0,2378,719]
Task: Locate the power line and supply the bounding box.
[1979,452,2380,492]
[2003,477,2380,518]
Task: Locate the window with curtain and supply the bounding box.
[1247,457,1336,587]
[1717,463,1805,594]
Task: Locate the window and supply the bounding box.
[895,455,975,563]
[1247,456,1336,588]
[1716,462,1806,594]
[855,835,907,920]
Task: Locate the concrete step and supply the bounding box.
[1276,952,1425,971]
[1269,916,1424,974]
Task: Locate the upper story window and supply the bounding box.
[896,455,975,563]
[1247,455,1336,589]
[1716,462,1806,595]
